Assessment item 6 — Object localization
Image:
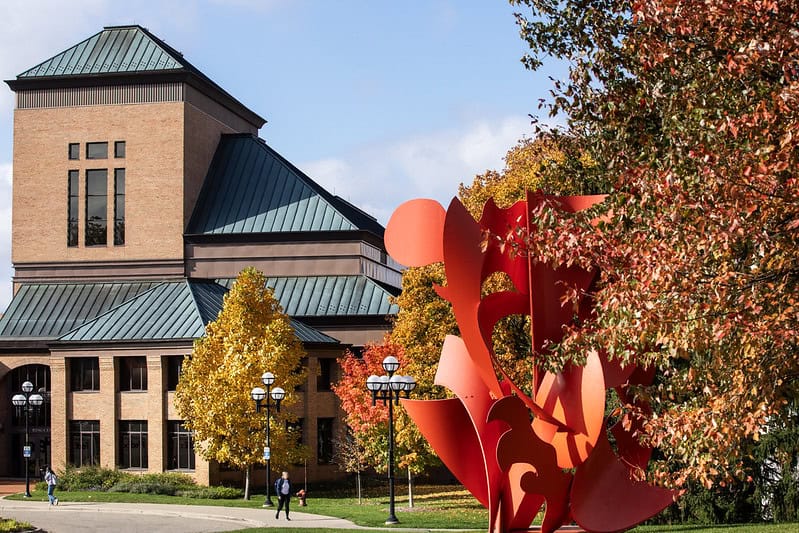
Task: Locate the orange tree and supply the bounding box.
[510,0,799,488]
[175,267,307,498]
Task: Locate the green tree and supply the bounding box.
[175,267,307,498]
[510,0,799,487]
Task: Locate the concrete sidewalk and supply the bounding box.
[0,496,367,532]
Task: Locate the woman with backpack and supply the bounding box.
[44,466,58,506]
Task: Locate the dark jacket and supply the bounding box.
[275,477,291,496]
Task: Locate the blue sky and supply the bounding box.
[0,0,563,310]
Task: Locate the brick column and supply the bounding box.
[99,356,117,468]
[147,355,164,472]
[49,357,68,472]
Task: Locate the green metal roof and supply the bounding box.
[57,280,338,345]
[18,26,184,78]
[0,282,159,339]
[219,275,399,317]
[187,134,386,236]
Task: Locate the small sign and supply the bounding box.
[23,445,31,458]
[263,446,271,460]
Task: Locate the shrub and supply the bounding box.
[178,486,243,499]
[108,473,195,495]
[57,465,133,491]
[109,481,179,495]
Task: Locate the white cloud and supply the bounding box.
[299,115,533,224]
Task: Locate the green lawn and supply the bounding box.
[7,487,799,533]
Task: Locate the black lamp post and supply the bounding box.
[251,371,285,508]
[11,381,44,498]
[366,356,416,525]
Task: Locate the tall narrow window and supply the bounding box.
[317,417,335,464]
[68,143,80,160]
[114,141,126,158]
[119,357,147,391]
[86,142,108,159]
[69,420,100,467]
[85,169,107,246]
[166,356,184,391]
[70,357,99,392]
[114,168,125,245]
[68,170,79,247]
[167,421,195,470]
[119,421,148,469]
[317,358,334,391]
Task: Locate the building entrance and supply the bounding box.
[2,364,51,478]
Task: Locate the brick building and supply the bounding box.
[0,26,401,485]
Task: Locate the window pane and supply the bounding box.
[114,141,126,158]
[114,169,125,246]
[317,358,333,391]
[86,170,107,194]
[86,142,108,159]
[68,143,80,160]
[85,170,107,246]
[68,171,79,247]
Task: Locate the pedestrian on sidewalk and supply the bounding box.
[44,466,58,507]
[274,471,291,520]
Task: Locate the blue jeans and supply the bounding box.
[47,484,56,504]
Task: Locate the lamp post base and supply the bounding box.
[385,516,399,525]
[262,498,274,508]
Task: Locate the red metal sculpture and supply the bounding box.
[385,193,679,533]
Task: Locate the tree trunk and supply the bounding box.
[408,466,414,508]
[356,471,362,505]
[244,466,251,500]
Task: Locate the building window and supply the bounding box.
[68,170,79,247]
[69,420,100,467]
[86,142,108,159]
[165,356,184,391]
[85,169,107,246]
[119,357,147,391]
[317,358,333,392]
[70,357,99,392]
[317,417,334,464]
[167,421,195,470]
[119,421,148,469]
[114,141,126,158]
[114,168,125,245]
[68,143,80,160]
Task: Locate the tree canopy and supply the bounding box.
[175,267,307,487]
[509,0,799,487]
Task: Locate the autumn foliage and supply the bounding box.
[175,268,307,484]
[510,0,799,486]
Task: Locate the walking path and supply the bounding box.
[0,496,364,532]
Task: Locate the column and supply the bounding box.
[49,357,68,472]
[98,355,116,469]
[146,354,164,472]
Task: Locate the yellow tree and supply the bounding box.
[392,136,596,396]
[175,267,307,498]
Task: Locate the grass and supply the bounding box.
[6,487,799,532]
[0,517,33,533]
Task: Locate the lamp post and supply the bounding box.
[366,356,416,525]
[251,371,285,508]
[11,381,44,498]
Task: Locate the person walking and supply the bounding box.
[274,471,291,520]
[44,466,58,507]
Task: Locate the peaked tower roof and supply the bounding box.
[7,25,265,128]
[17,25,185,78]
[187,134,385,237]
